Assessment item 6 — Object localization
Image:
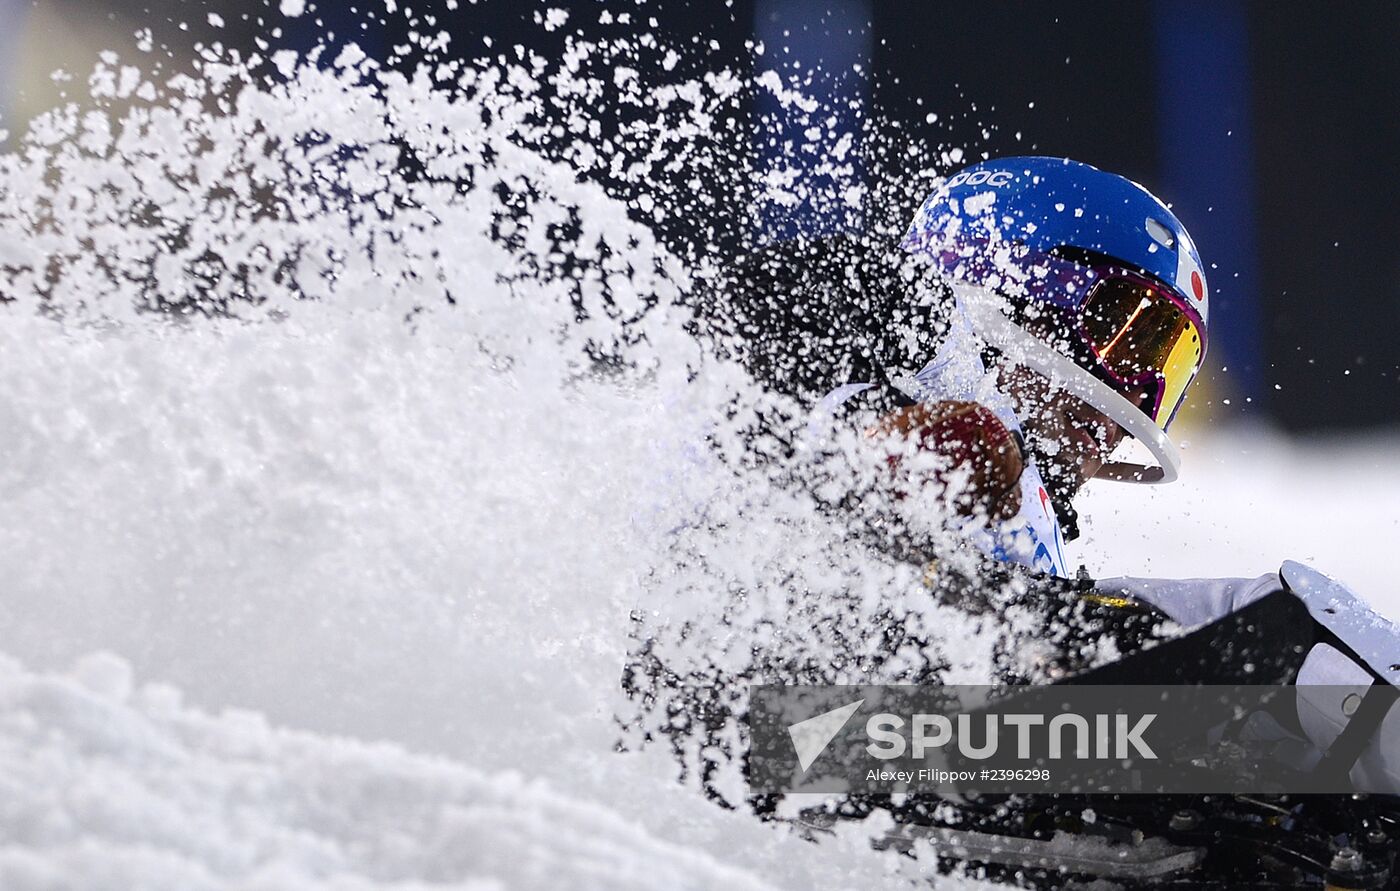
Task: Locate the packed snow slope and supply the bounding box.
[1079,427,1400,615]
[0,655,766,891]
[0,10,1395,890]
[1,649,965,891]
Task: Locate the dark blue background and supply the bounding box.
[9,0,1397,431]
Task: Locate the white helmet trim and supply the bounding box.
[953,282,1181,485]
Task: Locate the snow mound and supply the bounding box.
[0,650,796,891]
[1079,425,1400,617]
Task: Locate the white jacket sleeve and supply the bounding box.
[1094,572,1282,628]
[1096,566,1400,793]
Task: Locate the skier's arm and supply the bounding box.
[1098,565,1400,792]
[1097,564,1399,684]
[1093,573,1281,628]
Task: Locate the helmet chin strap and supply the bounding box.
[953,283,1181,485]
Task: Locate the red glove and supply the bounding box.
[864,400,1026,521]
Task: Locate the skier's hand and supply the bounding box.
[864,400,1026,521]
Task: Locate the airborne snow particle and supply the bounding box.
[543,8,569,31]
[281,0,306,17]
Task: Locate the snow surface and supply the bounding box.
[0,650,942,890]
[0,18,1393,891]
[1078,425,1400,617]
[0,306,979,889]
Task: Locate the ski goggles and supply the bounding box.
[915,237,1206,430]
[1072,267,1205,429]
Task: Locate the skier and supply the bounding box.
[659,155,1400,883]
[812,156,1399,792]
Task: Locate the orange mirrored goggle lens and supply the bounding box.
[1079,276,1203,428]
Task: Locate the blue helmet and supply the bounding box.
[903,156,1210,484]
